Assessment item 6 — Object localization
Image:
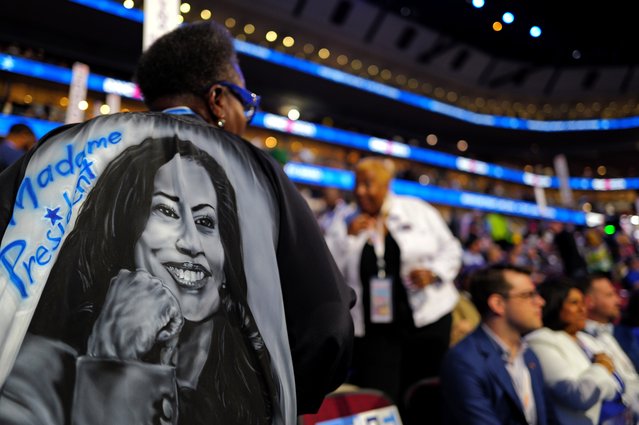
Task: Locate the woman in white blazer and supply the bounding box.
[325,157,462,410]
[526,277,620,424]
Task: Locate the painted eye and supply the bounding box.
[154,204,179,219]
[195,215,216,229]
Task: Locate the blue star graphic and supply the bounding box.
[44,207,63,226]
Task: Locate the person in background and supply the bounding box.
[486,241,507,265]
[325,156,462,421]
[317,187,349,235]
[449,265,481,347]
[441,264,554,425]
[548,221,588,281]
[0,123,35,172]
[462,233,486,268]
[623,257,639,291]
[583,229,614,275]
[526,277,622,425]
[318,186,355,269]
[581,272,639,417]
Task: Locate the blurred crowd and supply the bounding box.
[311,164,639,425]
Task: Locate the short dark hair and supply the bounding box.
[135,21,239,107]
[538,276,581,331]
[8,123,34,136]
[469,264,531,318]
[578,271,612,294]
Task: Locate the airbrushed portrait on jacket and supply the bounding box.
[0,136,277,425]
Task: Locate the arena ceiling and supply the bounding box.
[3,0,639,176]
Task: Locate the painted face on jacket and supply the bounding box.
[134,155,225,321]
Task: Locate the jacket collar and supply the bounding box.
[474,326,527,417]
[162,107,208,124]
[525,348,548,425]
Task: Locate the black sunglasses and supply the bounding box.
[210,81,261,123]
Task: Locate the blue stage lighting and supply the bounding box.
[530,26,542,37]
[502,12,514,24]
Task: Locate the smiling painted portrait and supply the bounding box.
[0,137,277,425]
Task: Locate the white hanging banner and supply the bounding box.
[554,154,574,207]
[534,186,548,217]
[64,62,89,124]
[143,0,181,51]
[106,93,121,114]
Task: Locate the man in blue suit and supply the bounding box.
[441,264,555,425]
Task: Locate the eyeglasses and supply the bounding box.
[212,81,261,123]
[501,289,541,301]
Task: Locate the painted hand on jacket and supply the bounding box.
[87,269,184,366]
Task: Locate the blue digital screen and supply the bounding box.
[283,162,597,225]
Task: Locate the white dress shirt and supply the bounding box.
[483,324,537,425]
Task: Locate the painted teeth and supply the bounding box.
[167,266,205,284]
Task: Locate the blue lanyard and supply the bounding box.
[163,106,196,115]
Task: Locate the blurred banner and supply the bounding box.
[106,93,121,114]
[143,0,180,50]
[534,186,548,216]
[64,62,89,124]
[554,154,574,207]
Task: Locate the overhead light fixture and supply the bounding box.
[287,108,300,121]
[318,48,330,59]
[265,136,278,148]
[502,12,514,24]
[200,9,211,20]
[529,26,542,38]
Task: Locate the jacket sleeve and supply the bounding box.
[260,153,355,414]
[72,357,178,425]
[528,336,618,410]
[0,334,75,425]
[421,202,462,283]
[440,347,503,425]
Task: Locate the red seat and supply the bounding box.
[402,377,442,425]
[299,388,396,425]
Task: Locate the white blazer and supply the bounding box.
[326,194,462,336]
[526,328,619,425]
